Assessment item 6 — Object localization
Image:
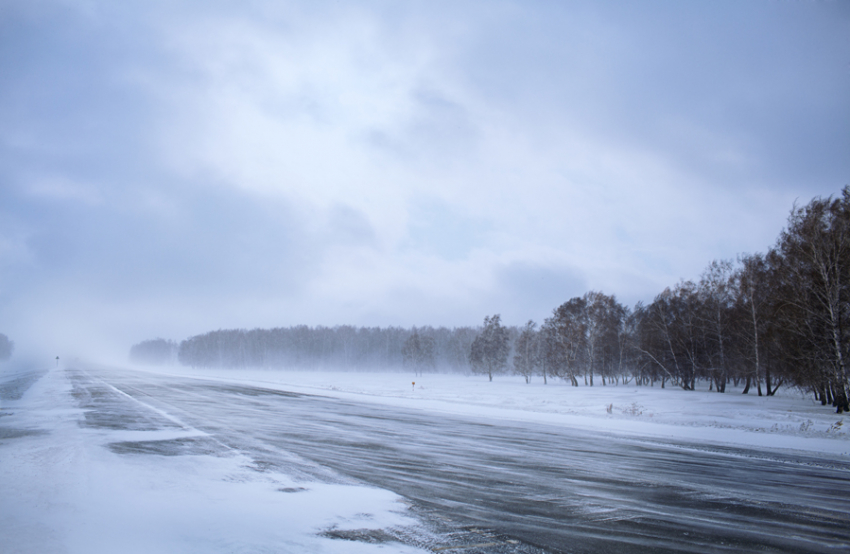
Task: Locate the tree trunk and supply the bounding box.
[749,295,762,397]
[829,315,848,412]
[765,366,772,396]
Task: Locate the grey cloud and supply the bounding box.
[328,204,377,246]
[0,178,332,358]
[403,198,491,261]
[1,174,322,306]
[366,87,479,169]
[495,261,588,324]
[452,1,850,191]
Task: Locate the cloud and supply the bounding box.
[495,261,588,323]
[0,0,847,358]
[327,203,377,247]
[22,175,104,205]
[402,197,490,261]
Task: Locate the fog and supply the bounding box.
[1,0,848,361]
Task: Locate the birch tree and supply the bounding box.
[777,190,850,412]
[513,321,539,383]
[469,314,510,382]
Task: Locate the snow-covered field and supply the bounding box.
[146,365,850,457]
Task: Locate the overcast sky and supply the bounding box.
[1,0,849,360]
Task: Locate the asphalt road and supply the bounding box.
[63,366,850,553]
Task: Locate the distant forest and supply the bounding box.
[132,189,850,413]
[0,333,13,362]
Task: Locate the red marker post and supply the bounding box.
[412,381,415,392]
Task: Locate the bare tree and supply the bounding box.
[469,315,510,382]
[546,298,587,386]
[635,284,706,390]
[402,329,435,376]
[513,321,539,384]
[777,190,850,411]
[584,291,626,386]
[734,253,774,395]
[699,260,735,392]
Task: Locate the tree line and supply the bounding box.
[129,338,178,365]
[155,326,480,373]
[495,189,850,412]
[131,189,850,412]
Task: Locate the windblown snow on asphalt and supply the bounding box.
[2,362,848,554]
[0,365,428,554]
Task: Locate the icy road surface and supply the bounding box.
[5,364,850,553]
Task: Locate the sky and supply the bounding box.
[1,0,849,360]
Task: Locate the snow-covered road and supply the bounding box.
[3,363,850,553]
